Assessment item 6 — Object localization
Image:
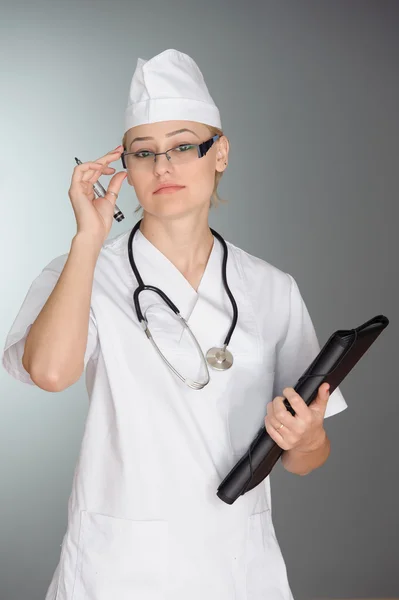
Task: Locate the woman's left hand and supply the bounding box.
[264,383,331,452]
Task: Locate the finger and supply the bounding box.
[283,392,309,421]
[82,149,122,183]
[273,395,296,428]
[266,408,300,448]
[79,148,123,183]
[320,383,330,397]
[268,413,288,432]
[86,164,117,185]
[71,162,106,188]
[270,400,310,438]
[93,147,124,168]
[282,387,310,418]
[102,171,128,204]
[264,416,290,450]
[266,400,286,428]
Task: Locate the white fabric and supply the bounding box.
[124,48,222,133]
[2,228,347,600]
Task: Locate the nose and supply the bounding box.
[153,152,173,176]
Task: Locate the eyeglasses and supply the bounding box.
[121,134,220,171]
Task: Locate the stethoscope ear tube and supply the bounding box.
[210,228,238,348]
[133,285,180,323]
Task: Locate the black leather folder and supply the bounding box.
[217,314,389,505]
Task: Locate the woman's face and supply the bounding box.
[124,120,228,218]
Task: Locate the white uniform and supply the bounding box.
[2,228,347,600]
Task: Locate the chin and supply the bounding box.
[146,200,204,219]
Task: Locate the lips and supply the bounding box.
[154,185,185,194]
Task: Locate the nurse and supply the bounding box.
[2,48,347,600]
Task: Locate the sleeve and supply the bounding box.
[273,273,348,419]
[2,254,99,386]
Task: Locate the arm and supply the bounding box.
[281,429,330,476]
[22,233,101,391]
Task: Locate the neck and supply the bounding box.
[139,212,214,277]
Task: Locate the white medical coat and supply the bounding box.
[2,228,348,600]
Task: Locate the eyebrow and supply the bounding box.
[129,128,200,148]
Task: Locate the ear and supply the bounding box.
[216,136,229,172]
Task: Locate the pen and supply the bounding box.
[74,157,125,222]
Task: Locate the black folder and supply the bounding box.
[217,314,389,505]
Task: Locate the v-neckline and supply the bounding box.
[131,228,220,324]
[135,228,217,296]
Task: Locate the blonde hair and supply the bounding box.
[121,123,228,216]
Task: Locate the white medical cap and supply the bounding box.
[124,48,222,134]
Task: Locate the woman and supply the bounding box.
[2,49,347,600]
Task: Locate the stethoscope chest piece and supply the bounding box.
[206,346,234,371]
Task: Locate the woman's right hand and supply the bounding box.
[68,146,127,246]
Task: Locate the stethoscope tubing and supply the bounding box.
[127,218,238,387]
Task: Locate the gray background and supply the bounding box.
[1,1,398,599]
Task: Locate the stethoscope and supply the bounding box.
[128,219,238,390]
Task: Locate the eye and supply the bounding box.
[174,144,196,152]
[134,151,153,158]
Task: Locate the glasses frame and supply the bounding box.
[121,134,220,169]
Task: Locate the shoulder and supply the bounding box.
[223,237,298,346]
[224,237,292,297]
[222,237,313,355]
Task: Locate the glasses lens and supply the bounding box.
[168,144,198,164]
[125,144,199,171]
[144,303,208,383]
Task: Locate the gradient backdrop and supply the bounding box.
[1,1,398,599]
